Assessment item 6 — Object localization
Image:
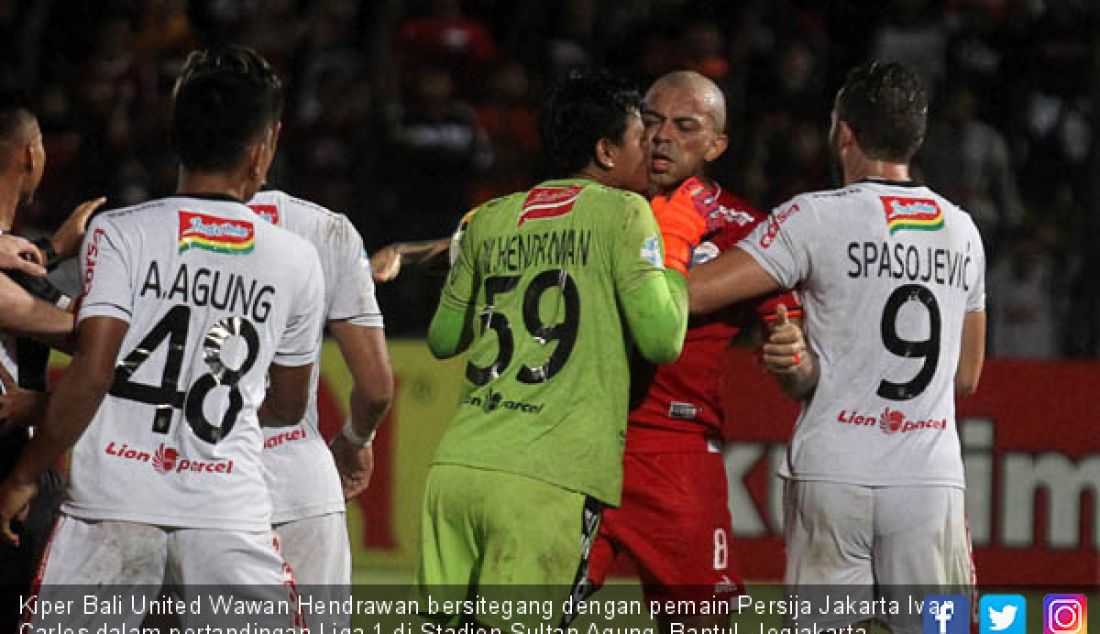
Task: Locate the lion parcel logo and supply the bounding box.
[462,388,545,415]
[835,407,947,435]
[178,210,255,255]
[153,443,179,473]
[881,196,944,235]
[105,441,235,475]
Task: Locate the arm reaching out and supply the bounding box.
[370,239,450,282]
[327,322,394,499]
[0,316,127,546]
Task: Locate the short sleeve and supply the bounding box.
[274,242,325,367]
[439,206,480,312]
[736,198,814,289]
[965,218,986,312]
[78,216,134,324]
[328,217,383,328]
[612,193,667,294]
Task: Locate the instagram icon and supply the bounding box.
[1045,595,1087,634]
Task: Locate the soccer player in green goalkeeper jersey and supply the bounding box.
[416,70,708,630]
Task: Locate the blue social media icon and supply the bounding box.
[924,595,970,634]
[981,595,1026,634]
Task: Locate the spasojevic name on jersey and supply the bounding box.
[846,240,975,292]
[139,262,275,324]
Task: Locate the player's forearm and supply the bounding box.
[259,363,313,427]
[330,322,394,437]
[396,239,450,262]
[955,311,986,396]
[427,302,470,359]
[0,273,75,344]
[349,385,391,438]
[688,248,782,315]
[7,358,110,486]
[623,270,688,364]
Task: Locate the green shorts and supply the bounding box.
[416,464,600,629]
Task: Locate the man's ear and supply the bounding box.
[21,140,37,175]
[268,120,282,153]
[835,120,855,152]
[593,137,616,170]
[704,132,728,163]
[246,142,265,179]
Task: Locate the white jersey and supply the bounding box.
[248,190,384,523]
[65,195,325,531]
[740,180,986,487]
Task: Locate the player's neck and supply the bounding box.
[572,165,617,189]
[844,159,911,186]
[176,170,253,203]
[0,175,22,231]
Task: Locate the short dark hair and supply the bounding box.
[835,61,927,162]
[171,46,283,172]
[538,69,643,176]
[0,92,34,146]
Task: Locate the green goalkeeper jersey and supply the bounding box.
[429,178,688,504]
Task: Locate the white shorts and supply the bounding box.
[783,481,975,634]
[25,514,305,630]
[273,512,350,586]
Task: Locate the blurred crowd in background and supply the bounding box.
[3,0,1098,356]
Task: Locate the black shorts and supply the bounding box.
[0,466,64,633]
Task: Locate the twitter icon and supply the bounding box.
[981,594,1026,634]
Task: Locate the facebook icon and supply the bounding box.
[924,595,971,634]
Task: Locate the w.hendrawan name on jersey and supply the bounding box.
[479,228,593,275]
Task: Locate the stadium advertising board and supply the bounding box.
[312,342,1100,584]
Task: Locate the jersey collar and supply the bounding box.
[856,177,923,188]
[175,192,245,203]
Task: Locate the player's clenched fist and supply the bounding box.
[650,176,715,274]
[0,479,36,547]
[329,433,375,499]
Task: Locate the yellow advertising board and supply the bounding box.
[317,339,465,577]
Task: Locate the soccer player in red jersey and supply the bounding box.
[584,70,801,633]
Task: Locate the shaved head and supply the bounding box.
[643,70,729,194]
[647,70,726,133]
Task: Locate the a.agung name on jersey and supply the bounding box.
[480,229,592,275]
[140,262,276,323]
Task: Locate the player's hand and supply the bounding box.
[761,304,808,375]
[370,245,402,283]
[0,235,47,276]
[329,434,375,499]
[650,177,715,274]
[0,363,47,429]
[0,478,36,547]
[50,196,107,261]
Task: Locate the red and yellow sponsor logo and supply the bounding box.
[517,185,583,228]
[881,196,944,234]
[178,210,255,255]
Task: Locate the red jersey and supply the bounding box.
[627,185,800,452]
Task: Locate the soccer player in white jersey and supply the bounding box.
[247,189,393,588]
[0,46,324,630]
[688,61,985,633]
